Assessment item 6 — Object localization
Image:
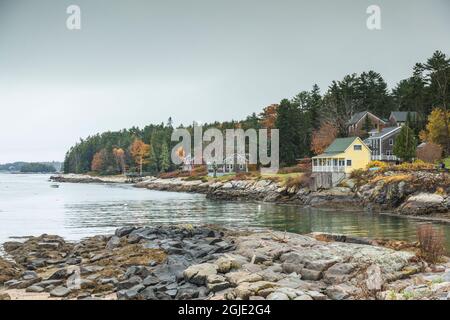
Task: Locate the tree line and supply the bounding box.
[63,50,450,174]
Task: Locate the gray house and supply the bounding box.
[364,126,402,162]
[389,111,418,127]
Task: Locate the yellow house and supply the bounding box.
[312,137,371,174]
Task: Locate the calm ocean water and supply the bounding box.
[0,173,449,251]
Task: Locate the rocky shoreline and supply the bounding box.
[50,172,450,219]
[50,174,142,184]
[1,225,449,301]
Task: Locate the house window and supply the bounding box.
[346,160,352,166]
[333,159,338,166]
[389,139,394,146]
[386,150,392,156]
[353,145,362,151]
[339,159,345,166]
[313,159,318,166]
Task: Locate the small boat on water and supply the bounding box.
[50,184,60,188]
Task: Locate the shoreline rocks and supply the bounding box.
[50,174,140,184]
[1,225,449,300]
[50,172,449,218]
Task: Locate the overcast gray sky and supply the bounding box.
[0,0,449,163]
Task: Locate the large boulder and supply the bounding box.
[366,264,383,292]
[398,193,446,215]
[184,263,218,285]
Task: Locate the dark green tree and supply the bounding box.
[393,125,417,162]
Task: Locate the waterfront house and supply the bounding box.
[207,153,249,176]
[312,137,371,174]
[388,111,418,127]
[347,111,387,137]
[364,126,402,162]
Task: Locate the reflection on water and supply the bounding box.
[1,174,449,252]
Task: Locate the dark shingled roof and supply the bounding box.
[348,111,368,125]
[367,126,401,138]
[390,111,418,122]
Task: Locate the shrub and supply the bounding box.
[285,173,311,189]
[278,166,304,174]
[366,161,388,170]
[416,142,443,164]
[234,172,260,180]
[393,160,434,171]
[417,224,445,263]
[349,168,368,182]
[158,170,183,179]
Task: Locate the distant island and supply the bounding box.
[0,161,62,173]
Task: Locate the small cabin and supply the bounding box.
[312,137,371,175]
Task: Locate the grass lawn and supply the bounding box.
[444,157,450,168]
[261,172,303,184]
[203,171,303,184]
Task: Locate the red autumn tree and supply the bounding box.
[311,121,338,155]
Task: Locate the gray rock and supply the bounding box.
[115,226,136,237]
[106,235,121,250]
[50,286,71,297]
[124,266,151,279]
[66,257,82,265]
[98,277,118,286]
[80,265,104,275]
[34,279,64,288]
[251,253,271,264]
[138,287,157,300]
[142,275,159,286]
[305,259,339,272]
[37,242,60,250]
[276,287,299,299]
[366,264,383,292]
[266,292,290,300]
[323,263,357,284]
[176,287,200,300]
[2,241,23,252]
[26,285,45,293]
[22,271,39,280]
[282,262,303,274]
[6,278,41,289]
[326,284,360,300]
[166,289,178,298]
[306,290,327,300]
[207,281,231,293]
[276,275,305,289]
[249,296,266,300]
[295,295,313,300]
[117,284,145,300]
[184,263,218,285]
[300,268,322,281]
[280,252,304,265]
[117,276,142,290]
[48,268,69,280]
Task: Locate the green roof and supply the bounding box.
[323,137,358,154]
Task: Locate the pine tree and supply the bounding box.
[147,144,158,173]
[393,125,417,162]
[276,99,302,166]
[159,142,170,173]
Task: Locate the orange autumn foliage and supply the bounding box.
[311,121,338,155]
[259,104,278,129]
[91,149,106,172]
[130,139,151,175]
